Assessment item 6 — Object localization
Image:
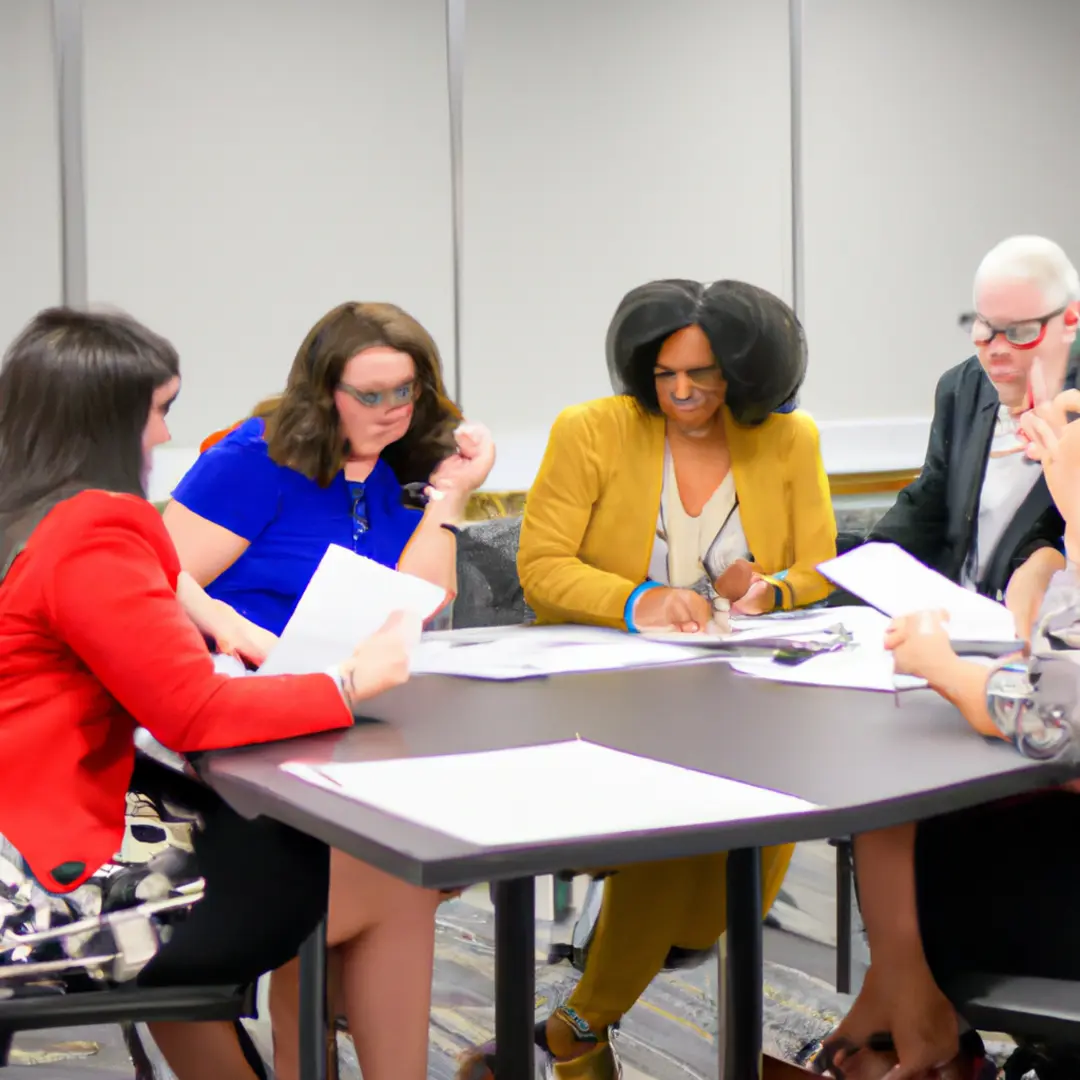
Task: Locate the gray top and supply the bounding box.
[204,659,1075,889]
[985,565,1080,763]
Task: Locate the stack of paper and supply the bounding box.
[282,740,818,846]
[411,626,706,680]
[728,606,926,693]
[258,545,444,676]
[817,543,1019,650]
[642,611,845,650]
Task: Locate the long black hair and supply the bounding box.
[0,307,180,554]
[606,279,807,425]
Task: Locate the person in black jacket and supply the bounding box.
[836,235,1079,636]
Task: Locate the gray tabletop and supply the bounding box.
[205,661,1073,890]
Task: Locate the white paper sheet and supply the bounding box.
[281,740,818,846]
[212,653,250,678]
[728,606,926,691]
[818,543,1019,643]
[258,545,444,676]
[422,624,623,647]
[642,611,844,648]
[731,651,926,692]
[411,630,705,680]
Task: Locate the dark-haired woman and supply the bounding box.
[465,281,837,1078]
[162,301,495,1078]
[0,308,424,1080]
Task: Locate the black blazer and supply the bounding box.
[834,352,1076,603]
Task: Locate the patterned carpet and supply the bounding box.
[4,851,853,1077]
[4,843,1020,1077]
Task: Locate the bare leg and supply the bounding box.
[825,825,958,1077]
[147,1020,258,1080]
[270,849,441,1080]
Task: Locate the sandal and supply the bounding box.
[808,1029,994,1080]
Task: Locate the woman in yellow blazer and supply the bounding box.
[462,280,836,1079]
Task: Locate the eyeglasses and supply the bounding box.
[653,365,725,388]
[347,481,368,545]
[337,379,417,409]
[958,306,1068,350]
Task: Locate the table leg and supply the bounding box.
[493,877,535,1079]
[299,915,328,1080]
[835,839,853,994]
[723,847,763,1080]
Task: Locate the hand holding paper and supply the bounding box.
[817,543,1019,649]
[883,609,957,683]
[258,545,446,676]
[339,610,421,705]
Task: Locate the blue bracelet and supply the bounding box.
[624,581,664,633]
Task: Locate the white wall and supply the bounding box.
[800,0,1080,470]
[8,1,1080,494]
[80,0,456,497]
[461,0,793,489]
[0,0,62,352]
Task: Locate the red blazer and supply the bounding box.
[0,490,352,893]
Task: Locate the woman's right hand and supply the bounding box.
[632,587,712,633]
[339,611,419,706]
[1021,390,1080,548]
[883,610,957,684]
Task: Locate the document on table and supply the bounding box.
[642,611,845,649]
[728,606,926,692]
[281,740,818,846]
[258,545,444,676]
[411,625,708,680]
[817,543,1020,649]
[731,650,926,693]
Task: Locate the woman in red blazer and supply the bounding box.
[0,309,427,1080]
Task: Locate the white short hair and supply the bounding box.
[974,235,1080,307]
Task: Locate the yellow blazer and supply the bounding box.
[518,395,837,628]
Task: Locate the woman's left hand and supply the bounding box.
[884,610,955,682]
[428,422,496,497]
[714,560,774,615]
[210,602,279,668]
[732,574,775,615]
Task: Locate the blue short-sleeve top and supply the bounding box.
[170,417,423,635]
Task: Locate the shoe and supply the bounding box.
[457,1006,623,1079]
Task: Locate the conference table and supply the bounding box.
[204,657,1073,1080]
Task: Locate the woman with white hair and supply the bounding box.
[851,235,1080,635]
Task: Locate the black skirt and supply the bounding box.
[133,756,329,988]
[915,789,1080,985]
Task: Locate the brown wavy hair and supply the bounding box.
[252,302,461,487]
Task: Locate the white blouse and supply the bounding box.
[961,406,1042,591]
[647,445,750,612]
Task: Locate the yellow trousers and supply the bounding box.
[566,844,794,1031]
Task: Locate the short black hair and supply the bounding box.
[0,307,180,535]
[606,279,807,425]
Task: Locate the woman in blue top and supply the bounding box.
[167,301,492,635]
[163,301,494,1080]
